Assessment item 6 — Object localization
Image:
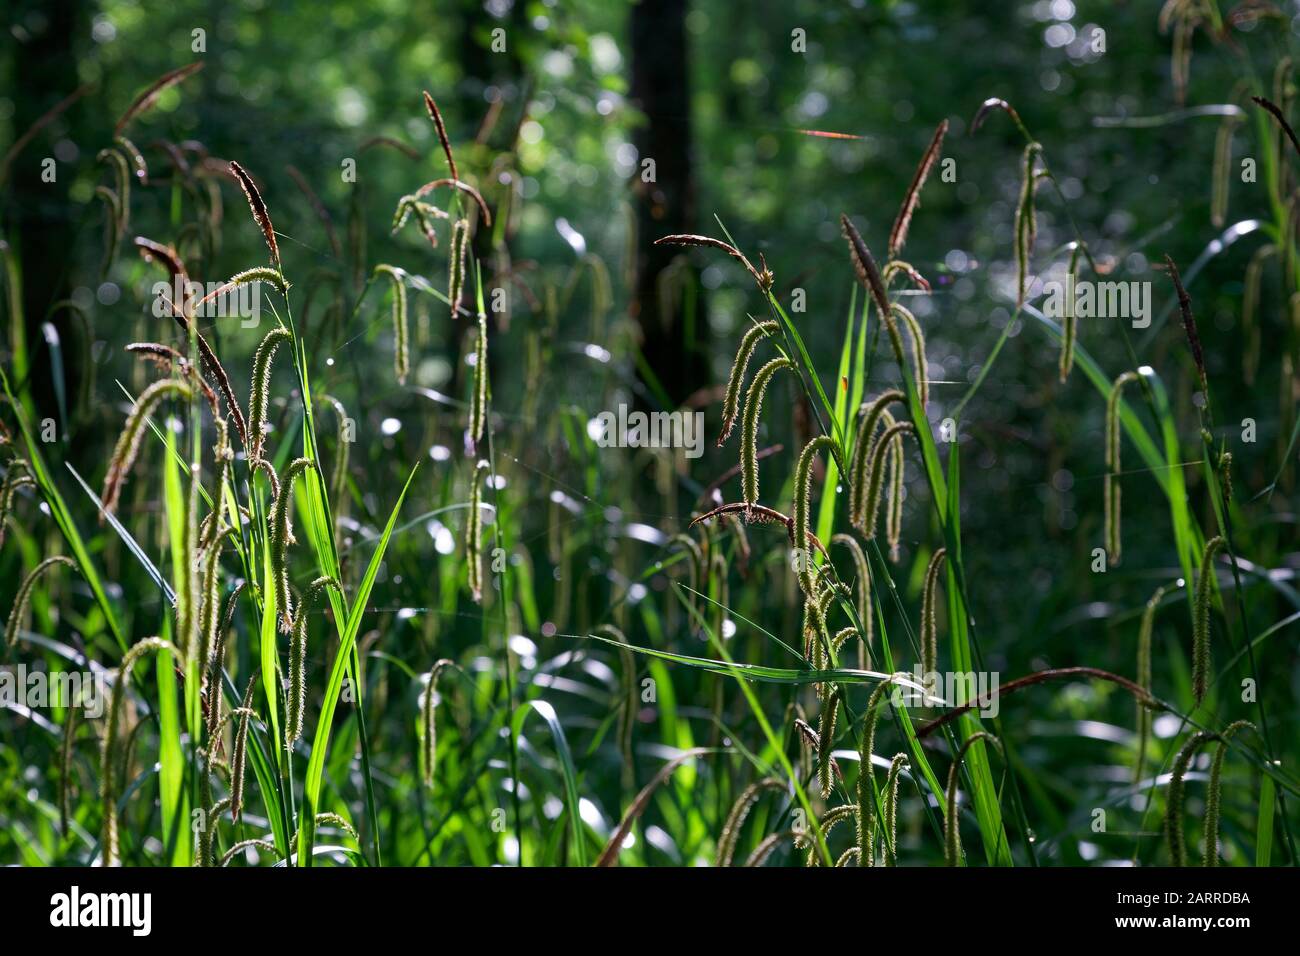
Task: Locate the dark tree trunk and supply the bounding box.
[9,0,88,427]
[629,0,706,407]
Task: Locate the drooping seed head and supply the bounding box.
[1192,535,1226,704]
[448,219,470,319]
[857,673,908,866]
[374,264,409,386]
[849,390,905,524]
[423,91,460,183]
[466,460,490,603]
[719,320,779,445]
[229,674,257,824]
[792,435,843,599]
[920,547,948,676]
[270,457,319,633]
[1204,720,1255,866]
[101,637,177,866]
[890,302,929,407]
[830,533,872,665]
[1014,142,1043,308]
[1104,370,1140,564]
[740,357,793,506]
[316,393,351,503]
[248,326,292,463]
[716,778,786,866]
[858,421,914,540]
[421,659,456,789]
[228,160,282,273]
[414,179,493,227]
[840,215,891,324]
[467,307,489,455]
[286,576,341,747]
[889,119,948,257]
[1164,730,1213,867]
[882,753,909,865]
[816,689,842,798]
[970,97,1021,134]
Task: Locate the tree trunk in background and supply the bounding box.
[629,0,706,408]
[10,0,88,426]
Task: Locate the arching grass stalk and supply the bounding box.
[1135,584,1167,784]
[101,378,193,517]
[6,555,79,647]
[945,732,1002,866]
[0,459,33,548]
[228,160,282,272]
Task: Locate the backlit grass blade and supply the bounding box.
[299,462,417,865]
[515,699,587,866]
[815,294,857,546]
[1,366,126,650]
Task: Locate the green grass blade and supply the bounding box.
[516,699,587,866]
[299,462,418,865]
